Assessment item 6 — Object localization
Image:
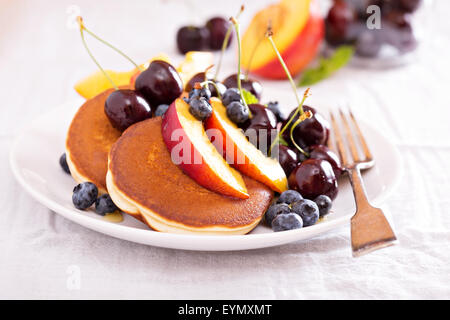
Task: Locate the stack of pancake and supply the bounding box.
[65,90,273,235]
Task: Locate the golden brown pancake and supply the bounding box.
[65,88,125,193]
[107,117,274,234]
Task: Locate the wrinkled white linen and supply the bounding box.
[1,0,449,299]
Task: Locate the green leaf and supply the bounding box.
[298,45,354,87]
[241,89,259,105]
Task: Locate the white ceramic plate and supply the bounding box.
[9,98,403,251]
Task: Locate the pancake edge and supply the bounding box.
[106,163,263,235]
[65,148,108,194]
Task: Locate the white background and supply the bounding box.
[1,0,450,299]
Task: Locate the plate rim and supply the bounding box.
[8,100,404,251]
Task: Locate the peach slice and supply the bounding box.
[74,69,136,99]
[161,98,249,199]
[242,0,324,79]
[205,98,288,193]
[242,0,311,70]
[176,51,214,88]
[74,53,170,99]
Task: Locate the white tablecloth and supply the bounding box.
[1,0,450,299]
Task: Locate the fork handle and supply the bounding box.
[347,165,397,256]
[347,166,372,211]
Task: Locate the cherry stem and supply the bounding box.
[199,80,223,100]
[77,17,118,90]
[78,16,143,72]
[289,108,312,157]
[245,20,271,80]
[266,31,304,116]
[244,36,263,80]
[214,5,244,81]
[269,89,311,157]
[265,27,312,156]
[230,16,251,118]
[265,29,311,156]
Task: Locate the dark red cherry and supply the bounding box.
[176,26,210,54]
[241,104,277,131]
[104,89,152,132]
[240,104,277,155]
[135,60,183,107]
[205,17,232,50]
[275,145,299,177]
[222,74,263,100]
[185,72,227,98]
[281,106,330,150]
[308,144,343,178]
[325,0,358,46]
[288,158,338,200]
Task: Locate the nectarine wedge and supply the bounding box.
[205,98,288,193]
[75,53,170,99]
[177,51,214,89]
[161,98,249,199]
[242,0,324,79]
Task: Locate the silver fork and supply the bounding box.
[329,109,397,257]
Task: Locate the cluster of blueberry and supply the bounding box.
[183,83,250,126]
[221,88,249,124]
[59,154,118,216]
[266,190,332,232]
[185,85,213,121]
[72,182,118,215]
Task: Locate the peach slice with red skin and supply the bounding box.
[242,0,324,79]
[205,98,288,193]
[161,98,249,199]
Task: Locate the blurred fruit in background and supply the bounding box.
[176,26,210,54]
[242,0,324,80]
[176,16,233,54]
[325,0,426,67]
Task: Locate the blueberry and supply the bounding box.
[291,199,319,227]
[277,190,302,205]
[265,203,291,227]
[72,182,98,210]
[314,195,332,217]
[221,88,241,106]
[95,194,119,216]
[155,104,169,117]
[226,101,249,124]
[272,213,303,232]
[189,87,211,101]
[189,97,212,121]
[59,153,70,174]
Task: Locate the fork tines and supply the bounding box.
[329,109,375,170]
